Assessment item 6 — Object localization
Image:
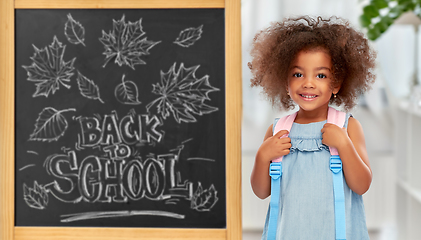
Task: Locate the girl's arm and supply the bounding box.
[251,125,291,199]
[321,117,372,195]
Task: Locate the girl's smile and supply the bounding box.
[299,93,318,100]
[287,48,340,116]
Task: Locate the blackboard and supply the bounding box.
[15,9,226,228]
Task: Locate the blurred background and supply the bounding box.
[240,0,421,239]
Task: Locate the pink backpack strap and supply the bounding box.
[326,107,347,156]
[272,112,297,163]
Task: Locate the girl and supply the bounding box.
[249,16,376,239]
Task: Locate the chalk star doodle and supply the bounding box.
[22,36,76,97]
[146,62,220,123]
[99,15,161,70]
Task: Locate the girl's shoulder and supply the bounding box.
[346,115,365,135]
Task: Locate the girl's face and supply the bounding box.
[287,49,340,114]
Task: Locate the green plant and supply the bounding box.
[360,0,421,40]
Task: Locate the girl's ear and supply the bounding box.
[332,83,341,95]
[333,86,340,95]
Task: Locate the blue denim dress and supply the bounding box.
[261,114,369,240]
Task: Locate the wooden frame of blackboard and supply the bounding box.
[0,0,242,239]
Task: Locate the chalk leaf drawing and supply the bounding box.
[174,25,203,47]
[76,71,105,103]
[29,107,76,142]
[191,183,218,212]
[99,15,161,70]
[146,62,219,123]
[22,36,76,97]
[115,74,142,105]
[64,13,86,46]
[23,181,49,210]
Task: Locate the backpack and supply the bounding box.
[267,107,347,240]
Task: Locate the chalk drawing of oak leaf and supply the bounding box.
[99,15,161,70]
[174,25,203,47]
[146,62,219,124]
[22,36,76,98]
[23,181,49,210]
[191,183,218,212]
[29,107,76,142]
[65,13,86,46]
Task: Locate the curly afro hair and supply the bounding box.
[248,16,376,111]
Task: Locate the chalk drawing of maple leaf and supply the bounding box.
[99,15,161,70]
[22,36,76,98]
[146,62,220,124]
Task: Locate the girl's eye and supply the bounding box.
[293,73,303,78]
[317,74,326,79]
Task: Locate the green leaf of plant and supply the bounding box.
[402,2,416,11]
[367,26,381,40]
[381,15,394,26]
[398,0,411,4]
[375,20,389,33]
[371,0,389,9]
[362,0,421,40]
[389,6,403,19]
[363,5,380,18]
[360,14,372,27]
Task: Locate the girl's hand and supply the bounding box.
[256,129,292,162]
[321,123,349,150]
[251,126,291,199]
[321,118,372,195]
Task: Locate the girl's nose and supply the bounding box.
[302,77,315,88]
